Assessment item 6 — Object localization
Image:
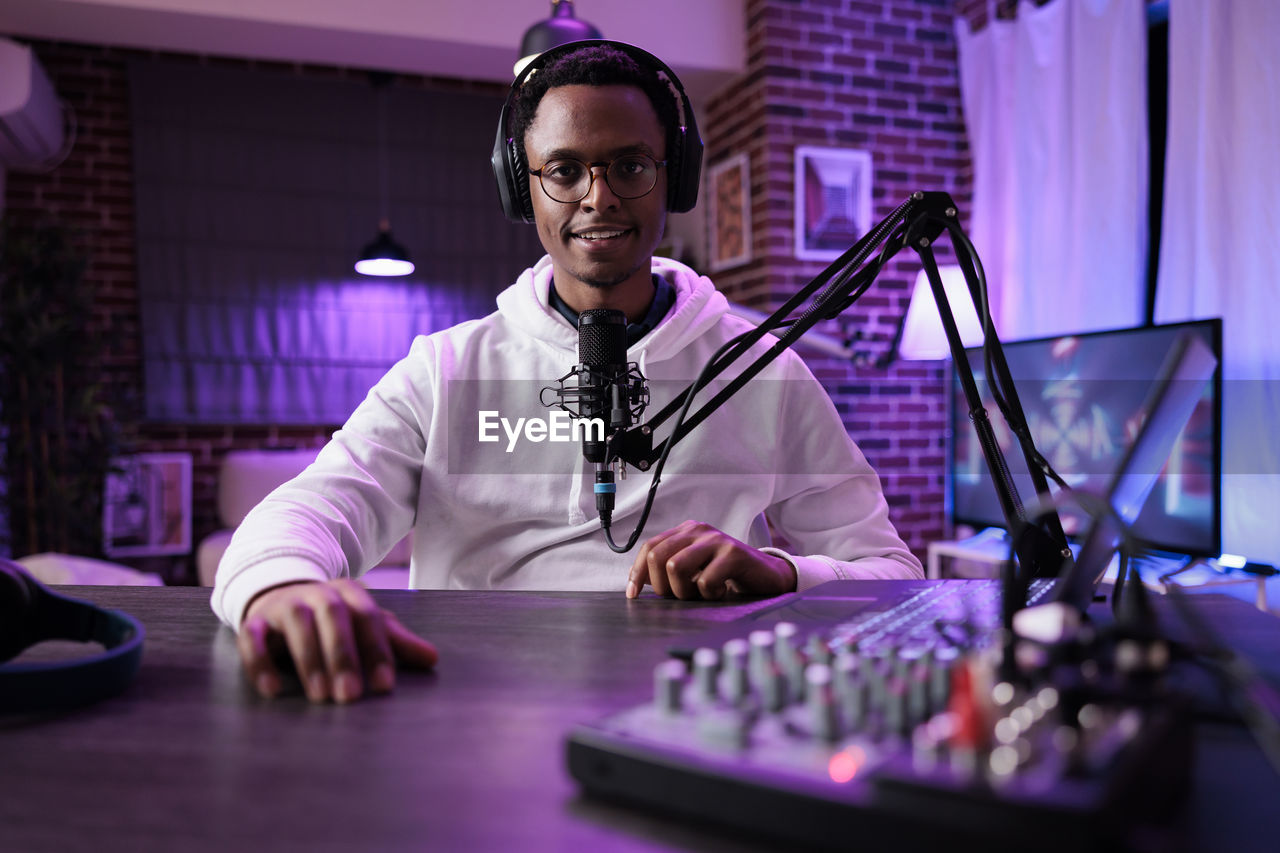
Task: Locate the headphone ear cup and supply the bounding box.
[666,129,683,212]
[509,139,535,223]
[669,126,703,214]
[0,560,38,662]
[492,122,525,224]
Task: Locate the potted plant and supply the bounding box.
[0,219,123,558]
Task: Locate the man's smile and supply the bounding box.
[569,226,635,250]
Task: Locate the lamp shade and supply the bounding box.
[514,1,603,76]
[897,265,986,360]
[355,223,414,277]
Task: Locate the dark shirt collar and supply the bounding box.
[548,274,676,347]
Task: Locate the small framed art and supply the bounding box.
[103,453,193,557]
[708,153,751,272]
[794,145,873,260]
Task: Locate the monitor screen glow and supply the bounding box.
[949,320,1222,557]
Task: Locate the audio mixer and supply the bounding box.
[567,580,1193,851]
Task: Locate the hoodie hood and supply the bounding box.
[494,255,730,365]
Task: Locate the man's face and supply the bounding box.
[523,84,668,299]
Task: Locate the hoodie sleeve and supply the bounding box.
[760,355,924,587]
[210,337,436,631]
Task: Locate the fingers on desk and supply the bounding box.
[282,599,330,701]
[384,610,439,671]
[348,598,396,694]
[314,589,364,702]
[628,523,684,598]
[666,537,724,600]
[628,520,796,601]
[237,619,282,699]
[238,579,437,704]
[628,521,738,601]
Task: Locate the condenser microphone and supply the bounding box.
[577,309,629,525]
[577,309,629,460]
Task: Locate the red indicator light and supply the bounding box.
[828,746,865,783]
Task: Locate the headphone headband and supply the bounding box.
[0,559,145,714]
[491,39,703,223]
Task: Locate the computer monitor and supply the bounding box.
[949,319,1222,557]
[1054,331,1218,610]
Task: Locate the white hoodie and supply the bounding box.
[211,256,923,630]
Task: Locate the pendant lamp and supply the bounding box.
[514,1,603,77]
[355,73,414,277]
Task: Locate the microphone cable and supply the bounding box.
[602,327,759,552]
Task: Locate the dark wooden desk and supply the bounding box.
[3,586,1279,852]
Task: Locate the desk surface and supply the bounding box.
[3,585,1280,853]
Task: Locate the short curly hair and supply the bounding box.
[511,43,683,165]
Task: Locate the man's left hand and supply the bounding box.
[625,520,797,600]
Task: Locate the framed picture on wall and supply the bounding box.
[103,453,192,557]
[794,145,873,261]
[708,153,751,272]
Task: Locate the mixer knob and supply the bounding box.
[833,651,859,695]
[806,663,839,741]
[908,661,931,725]
[930,646,959,711]
[774,621,799,647]
[834,653,868,731]
[865,657,889,709]
[721,638,751,704]
[885,675,910,738]
[692,647,720,704]
[654,659,686,715]
[759,660,787,713]
[748,630,776,690]
[774,622,805,700]
[805,633,833,667]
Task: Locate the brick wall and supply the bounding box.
[705,0,973,558]
[2,44,140,419]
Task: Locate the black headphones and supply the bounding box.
[491,39,704,224]
[0,558,145,714]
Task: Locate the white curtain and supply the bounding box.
[1155,0,1280,567]
[956,0,1149,340]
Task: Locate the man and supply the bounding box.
[213,42,922,704]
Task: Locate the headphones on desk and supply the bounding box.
[0,558,145,714]
[491,39,704,223]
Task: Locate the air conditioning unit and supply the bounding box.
[0,38,66,168]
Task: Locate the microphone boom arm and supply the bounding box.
[609,190,1072,582]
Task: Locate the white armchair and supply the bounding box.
[196,449,411,589]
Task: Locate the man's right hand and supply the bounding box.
[237,579,438,704]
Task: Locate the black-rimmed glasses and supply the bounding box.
[529,153,666,204]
